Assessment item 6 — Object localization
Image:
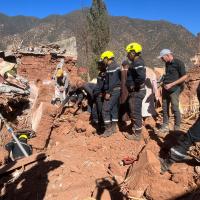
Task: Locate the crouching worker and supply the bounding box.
[5,134,32,162]
[92,61,106,131]
[160,82,200,173]
[99,51,121,137]
[124,42,146,141]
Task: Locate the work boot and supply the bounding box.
[156,124,169,138]
[160,158,174,174]
[111,122,117,133]
[96,122,105,134]
[124,128,142,141]
[100,123,113,137]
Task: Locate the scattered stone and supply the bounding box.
[195,166,200,175]
[145,179,186,200]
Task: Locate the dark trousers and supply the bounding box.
[102,90,120,124]
[119,100,130,121]
[128,89,146,130]
[170,116,200,162]
[162,88,181,127]
[92,95,103,124]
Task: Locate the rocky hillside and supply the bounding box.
[0,10,198,67]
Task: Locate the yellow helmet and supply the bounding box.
[126,42,142,53]
[100,51,114,61]
[19,134,28,139]
[56,69,63,78]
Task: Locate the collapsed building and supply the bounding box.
[0,39,200,200]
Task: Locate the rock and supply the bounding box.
[171,172,194,186]
[85,125,96,137]
[75,121,86,133]
[55,141,60,146]
[56,123,71,135]
[170,163,194,187]
[30,103,56,149]
[195,166,200,175]
[126,150,161,198]
[145,179,186,200]
[87,143,102,152]
[0,147,8,165]
[78,112,90,121]
[70,165,81,174]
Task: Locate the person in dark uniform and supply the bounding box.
[70,80,96,115]
[93,61,106,131]
[5,134,32,162]
[124,42,146,141]
[99,51,121,137]
[160,82,200,173]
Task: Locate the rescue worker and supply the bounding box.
[93,61,107,131]
[5,134,32,162]
[124,42,146,141]
[52,68,69,104]
[160,82,200,173]
[100,51,121,137]
[52,58,65,79]
[74,80,96,113]
[157,49,187,137]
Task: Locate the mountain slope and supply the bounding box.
[0,11,198,67]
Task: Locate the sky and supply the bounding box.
[0,0,199,35]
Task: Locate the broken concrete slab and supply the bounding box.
[30,103,56,150]
[125,150,161,198]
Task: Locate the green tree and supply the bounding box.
[87,0,110,78]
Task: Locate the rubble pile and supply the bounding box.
[0,93,29,111]
[189,142,200,160]
[0,48,200,200]
[16,37,77,58]
[18,54,76,81]
[180,65,200,117]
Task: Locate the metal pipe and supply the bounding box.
[0,113,29,157]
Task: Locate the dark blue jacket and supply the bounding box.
[76,83,96,103]
[93,71,106,97]
[126,57,146,89]
[104,61,121,93]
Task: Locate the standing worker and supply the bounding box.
[160,82,200,173]
[51,68,69,104]
[93,61,106,131]
[100,51,121,137]
[157,49,187,137]
[124,42,146,141]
